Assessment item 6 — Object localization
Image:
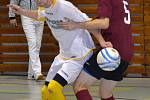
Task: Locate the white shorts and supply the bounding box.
[46,52,93,84]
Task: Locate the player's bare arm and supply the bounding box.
[8,4,38,19]
[90,29,113,48]
[58,18,112,48]
[78,18,109,30]
[58,18,109,30]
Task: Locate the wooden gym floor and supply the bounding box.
[0,75,150,100]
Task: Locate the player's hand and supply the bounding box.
[58,17,78,30]
[100,41,113,48]
[7,4,22,15]
[10,19,18,26]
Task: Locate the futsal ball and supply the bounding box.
[97,48,121,71]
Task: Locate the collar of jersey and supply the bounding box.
[51,0,56,8]
[44,0,57,13]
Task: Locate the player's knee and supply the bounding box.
[99,88,113,98]
[48,80,63,94]
[73,71,95,93]
[73,81,89,93]
[100,92,113,99]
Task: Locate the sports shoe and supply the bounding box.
[41,85,49,100]
[27,75,34,80]
[35,74,45,80]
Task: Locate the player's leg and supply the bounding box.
[42,79,66,100]
[41,55,64,100]
[73,70,98,100]
[47,75,66,100]
[73,50,101,100]
[47,52,92,100]
[47,60,83,100]
[43,62,79,100]
[100,59,129,100]
[100,79,117,100]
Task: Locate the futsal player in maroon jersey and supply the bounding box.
[59,0,133,100]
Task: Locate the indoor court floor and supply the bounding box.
[0,75,150,100]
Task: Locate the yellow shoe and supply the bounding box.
[41,85,49,100]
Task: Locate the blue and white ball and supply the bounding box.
[97,48,121,71]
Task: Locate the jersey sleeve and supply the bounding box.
[98,0,112,19]
[37,7,46,21]
[73,9,92,22]
[64,3,92,22]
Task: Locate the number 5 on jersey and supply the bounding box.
[123,0,131,24]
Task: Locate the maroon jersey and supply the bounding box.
[98,0,133,62]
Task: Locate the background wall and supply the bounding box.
[0,0,150,77]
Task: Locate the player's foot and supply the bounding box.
[41,85,49,100]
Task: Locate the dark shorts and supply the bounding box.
[83,50,129,81]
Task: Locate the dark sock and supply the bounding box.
[53,74,68,87]
[45,81,49,86]
[44,74,67,87]
[101,96,115,100]
[76,90,92,100]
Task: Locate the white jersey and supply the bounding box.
[39,0,95,59]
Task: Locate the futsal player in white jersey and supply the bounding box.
[9,0,112,99]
